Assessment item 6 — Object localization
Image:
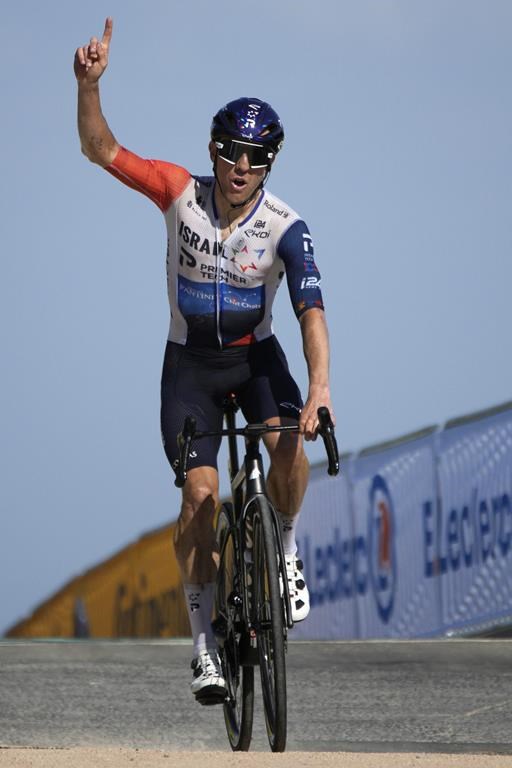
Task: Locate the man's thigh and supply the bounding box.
[160,343,224,473]
[238,336,303,424]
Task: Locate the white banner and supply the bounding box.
[349,432,441,638]
[288,405,512,639]
[435,408,512,634]
[292,462,356,639]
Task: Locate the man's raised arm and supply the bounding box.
[74,17,120,167]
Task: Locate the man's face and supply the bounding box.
[209,140,269,208]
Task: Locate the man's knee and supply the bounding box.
[182,482,218,511]
[174,473,218,563]
[177,467,219,528]
[183,464,218,499]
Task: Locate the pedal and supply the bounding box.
[195,687,227,706]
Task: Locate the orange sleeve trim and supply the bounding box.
[106,146,191,212]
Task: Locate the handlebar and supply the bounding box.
[174,407,340,488]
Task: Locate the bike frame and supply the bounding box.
[175,396,339,634]
[223,398,294,630]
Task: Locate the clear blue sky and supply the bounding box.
[1,1,511,634]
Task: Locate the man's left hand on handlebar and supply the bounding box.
[299,385,335,441]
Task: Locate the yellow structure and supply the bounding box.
[6,523,189,638]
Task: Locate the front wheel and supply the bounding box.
[250,497,287,752]
[214,503,254,751]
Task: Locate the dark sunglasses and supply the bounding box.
[215,139,274,169]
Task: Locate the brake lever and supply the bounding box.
[317,407,340,476]
[174,415,197,488]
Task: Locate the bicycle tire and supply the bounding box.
[250,496,287,752]
[214,503,254,751]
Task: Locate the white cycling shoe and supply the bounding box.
[285,554,310,622]
[190,648,226,705]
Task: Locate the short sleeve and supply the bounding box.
[277,219,324,318]
[106,146,191,212]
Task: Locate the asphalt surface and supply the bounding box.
[0,640,511,753]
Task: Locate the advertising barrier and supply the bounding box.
[295,402,511,639]
[6,401,512,639]
[349,429,442,638]
[292,462,356,639]
[434,406,512,635]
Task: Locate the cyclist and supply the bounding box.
[74,18,335,704]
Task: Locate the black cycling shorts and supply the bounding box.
[160,335,303,474]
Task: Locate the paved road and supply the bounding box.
[1,640,511,753]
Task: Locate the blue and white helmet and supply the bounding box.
[211,97,285,153]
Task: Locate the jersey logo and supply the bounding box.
[301,276,321,289]
[180,246,197,268]
[264,199,289,218]
[231,256,258,273]
[230,243,266,277]
[302,233,314,254]
[245,228,270,239]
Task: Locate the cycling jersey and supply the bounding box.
[107,147,324,349]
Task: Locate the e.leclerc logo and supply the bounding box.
[298,473,398,625]
[368,474,397,623]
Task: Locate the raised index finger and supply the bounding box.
[101,17,113,46]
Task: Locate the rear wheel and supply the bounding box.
[250,497,287,752]
[214,503,254,751]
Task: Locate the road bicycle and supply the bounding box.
[175,397,339,752]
